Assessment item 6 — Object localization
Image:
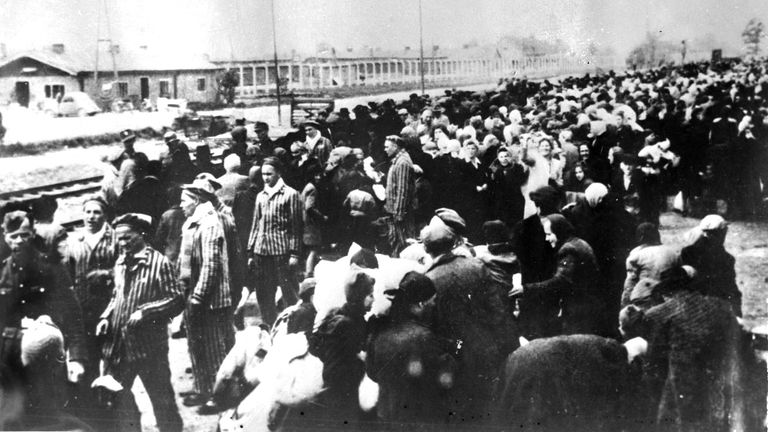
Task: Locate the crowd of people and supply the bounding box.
[0,57,766,431]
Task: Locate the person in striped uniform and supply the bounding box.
[247,157,303,327]
[383,135,416,256]
[177,177,236,414]
[63,195,119,426]
[96,213,184,432]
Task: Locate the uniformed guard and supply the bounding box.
[0,210,87,428]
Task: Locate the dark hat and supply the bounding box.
[482,220,509,245]
[231,126,247,141]
[235,117,246,126]
[261,156,284,173]
[384,271,436,304]
[350,248,379,269]
[112,213,152,233]
[254,121,269,131]
[2,210,32,234]
[529,185,562,216]
[434,208,466,236]
[618,152,640,165]
[654,266,692,295]
[302,120,321,130]
[299,278,316,300]
[344,271,375,304]
[120,129,136,143]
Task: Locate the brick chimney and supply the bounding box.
[52,43,65,54]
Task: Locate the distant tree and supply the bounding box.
[742,18,764,56]
[216,69,239,105]
[625,32,678,69]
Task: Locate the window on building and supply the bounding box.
[44,84,65,99]
[197,77,206,91]
[159,80,171,97]
[242,69,254,87]
[116,82,128,98]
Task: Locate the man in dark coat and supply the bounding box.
[422,210,519,424]
[0,211,87,428]
[366,272,454,428]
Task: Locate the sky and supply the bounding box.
[1,0,766,61]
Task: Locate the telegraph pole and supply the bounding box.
[419,0,425,95]
[271,0,282,124]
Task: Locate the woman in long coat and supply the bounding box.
[487,146,527,228]
[510,214,613,337]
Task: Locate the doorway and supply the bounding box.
[15,81,30,107]
[140,77,149,100]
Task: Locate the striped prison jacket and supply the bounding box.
[248,179,303,257]
[65,224,119,323]
[101,246,184,364]
[179,202,233,309]
[384,150,416,218]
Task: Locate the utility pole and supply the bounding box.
[271,0,282,125]
[419,0,425,95]
[103,0,118,79]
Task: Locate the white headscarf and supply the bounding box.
[584,183,608,208]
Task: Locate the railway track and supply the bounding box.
[2,146,227,231]
[0,176,103,204]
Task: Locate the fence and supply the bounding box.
[229,54,621,100]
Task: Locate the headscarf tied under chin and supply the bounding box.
[584,182,608,208]
[546,213,575,249]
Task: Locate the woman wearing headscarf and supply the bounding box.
[621,222,681,308]
[680,215,742,316]
[565,183,637,330]
[509,214,612,337]
[431,139,469,217]
[488,146,527,228]
[459,139,488,243]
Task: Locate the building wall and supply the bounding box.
[80,69,219,106]
[0,57,81,107]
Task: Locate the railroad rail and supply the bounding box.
[2,144,227,231]
[0,176,103,203]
